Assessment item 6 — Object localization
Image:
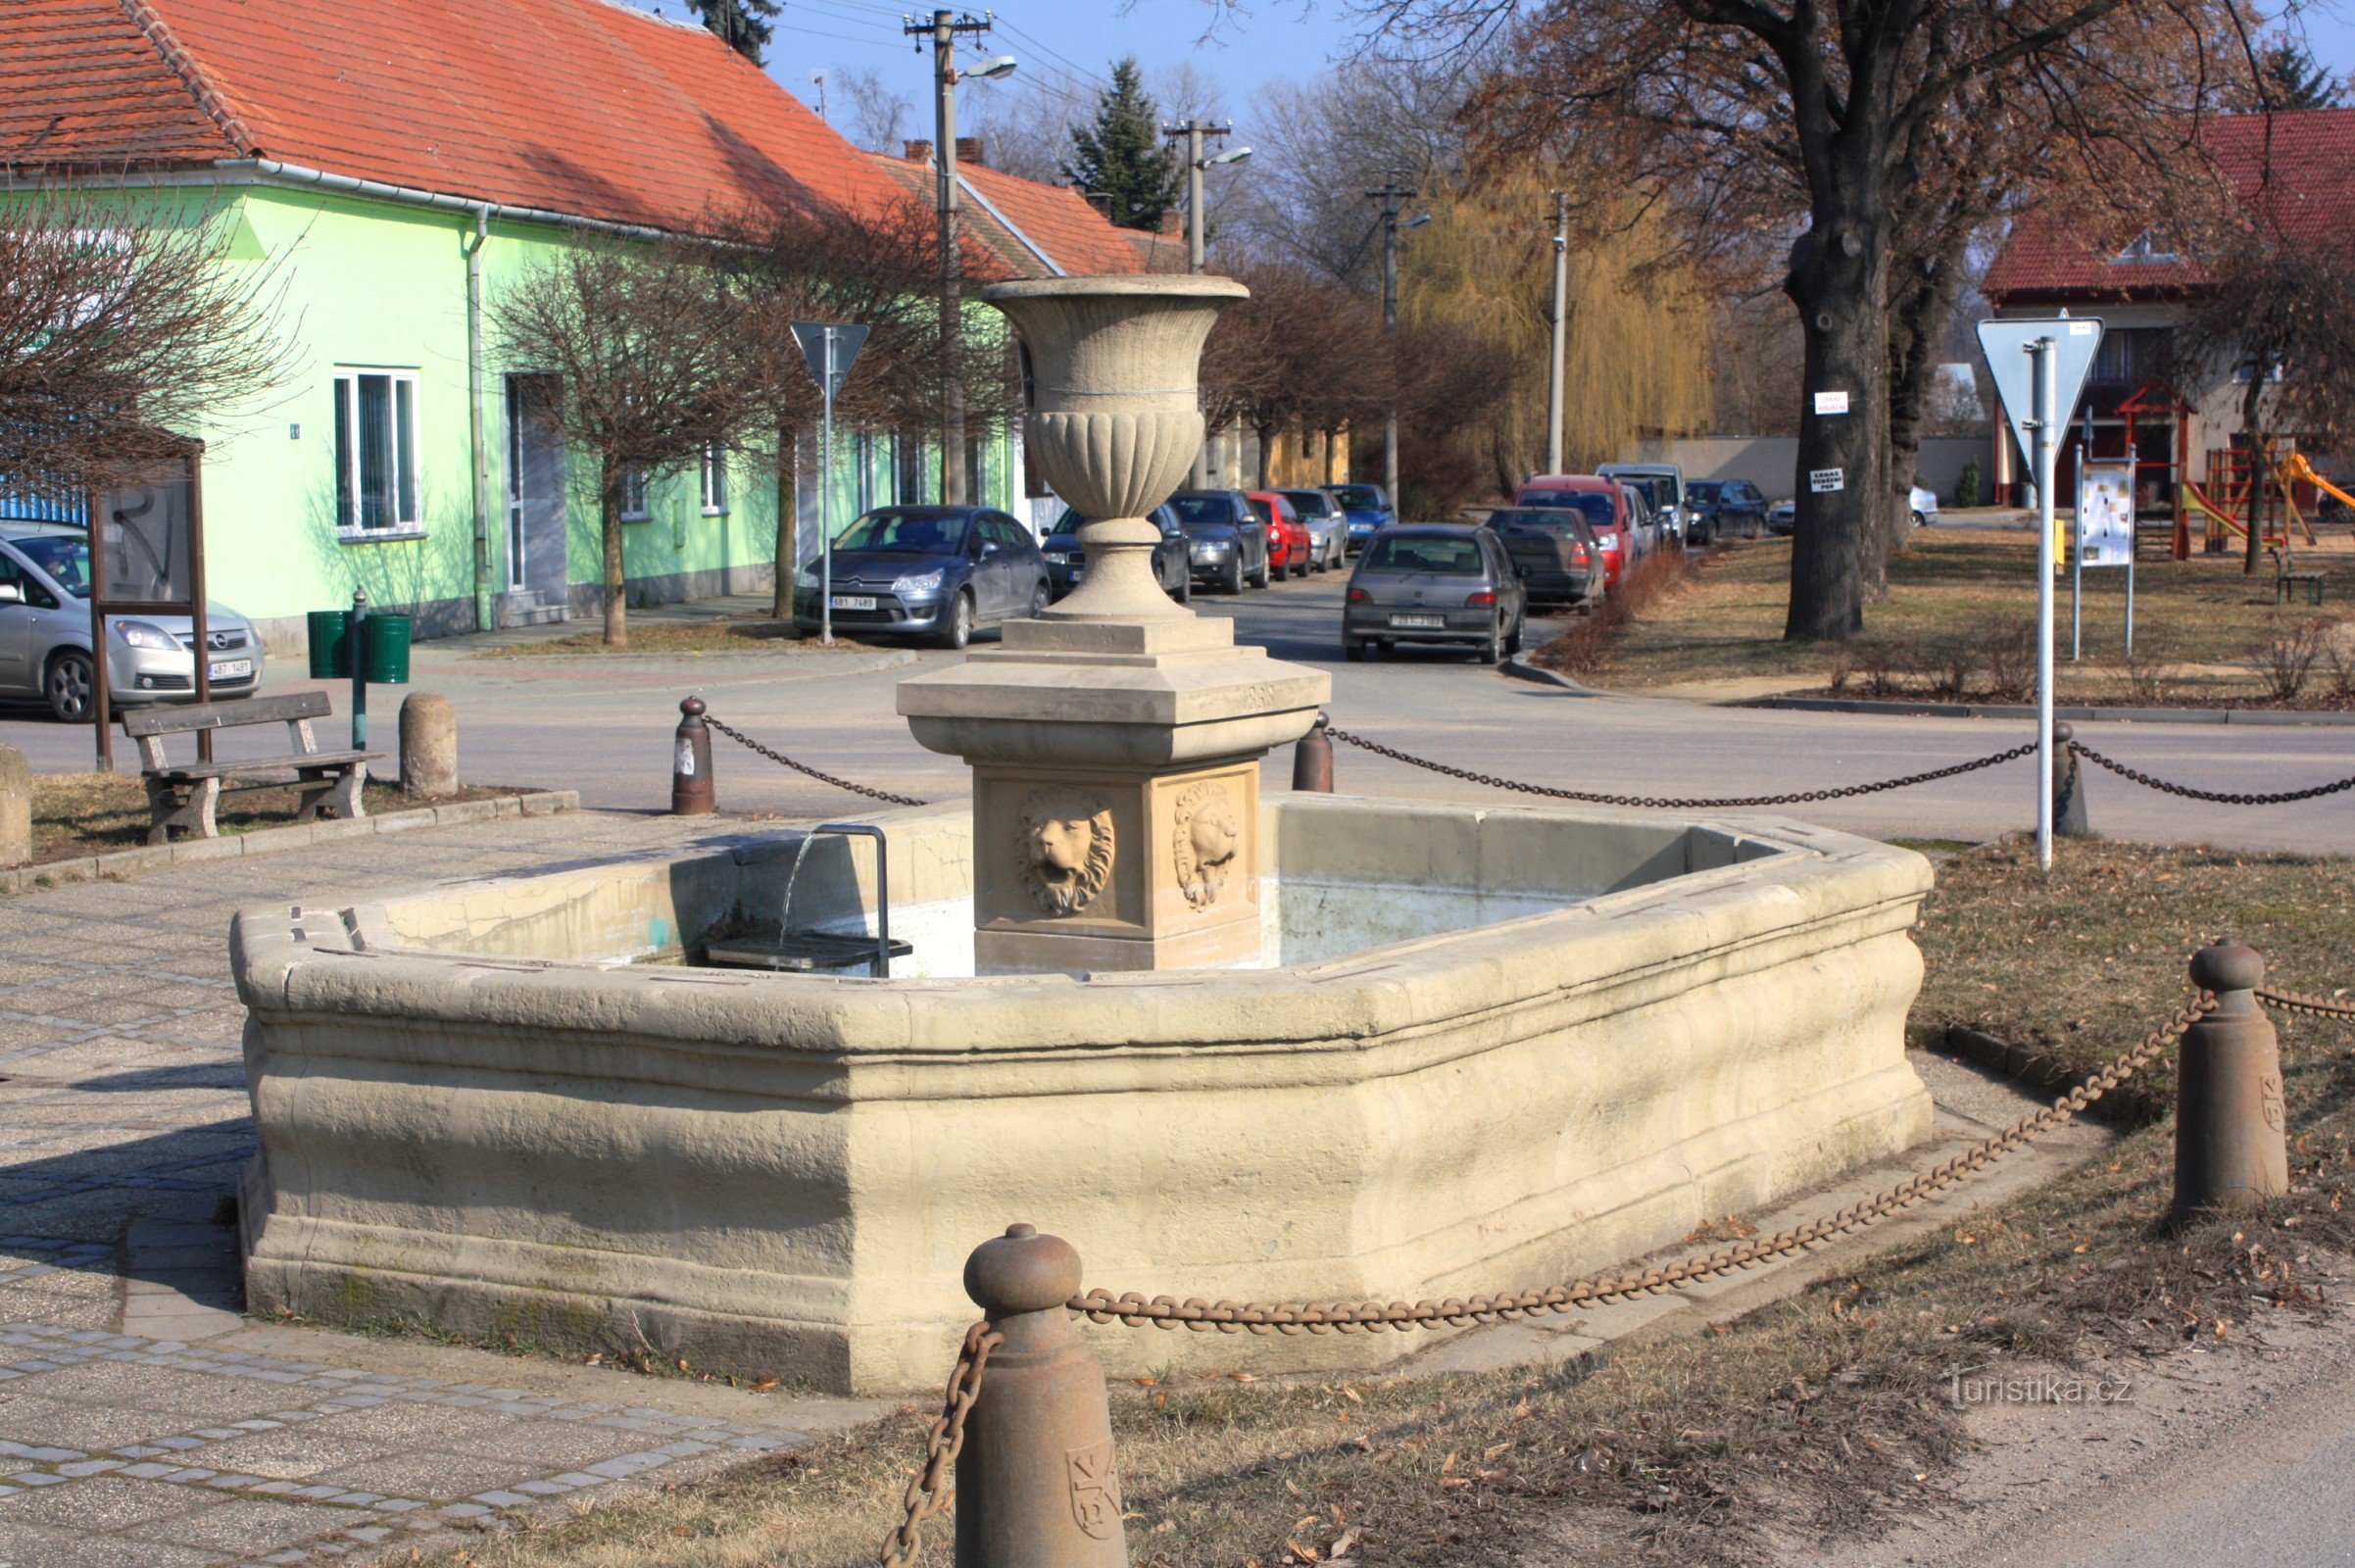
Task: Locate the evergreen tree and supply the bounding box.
[2257,40,2340,110]
[1061,59,1184,231]
[687,0,781,65]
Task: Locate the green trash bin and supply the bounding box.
[307,611,351,679]
[361,613,412,685]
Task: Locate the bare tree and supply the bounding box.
[0,189,293,494]
[489,242,751,647]
[839,67,916,154]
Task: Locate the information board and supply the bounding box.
[2075,461,2134,568]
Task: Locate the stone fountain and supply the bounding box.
[899,277,1326,974]
[228,277,1939,1396]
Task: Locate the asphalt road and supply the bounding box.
[5,571,2350,854]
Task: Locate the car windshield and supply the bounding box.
[1170,497,1236,528]
[1489,509,1585,537]
[1282,491,1330,515]
[1362,535,1484,575]
[1634,477,1675,507]
[1518,491,1615,527]
[834,511,967,554]
[10,534,91,597]
[1329,486,1384,508]
[1686,481,1724,503]
[1049,508,1084,536]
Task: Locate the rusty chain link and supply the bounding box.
[703,713,931,808]
[1325,726,2037,810]
[1067,995,2213,1335]
[878,1318,1003,1568]
[2071,741,2355,807]
[2256,985,2355,1021]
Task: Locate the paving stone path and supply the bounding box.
[0,810,872,1568]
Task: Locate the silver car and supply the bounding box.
[0,524,265,722]
[1342,524,1528,664]
[1280,489,1348,571]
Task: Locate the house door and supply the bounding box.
[504,374,567,606]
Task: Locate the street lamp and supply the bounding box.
[963,53,1017,80]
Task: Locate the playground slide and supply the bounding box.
[2283,451,2355,514]
[2181,479,2253,540]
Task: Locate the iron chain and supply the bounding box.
[704,713,931,808]
[2256,985,2355,1021]
[2072,742,2355,807]
[878,1319,1003,1568]
[1325,727,2038,810]
[1068,996,2213,1335]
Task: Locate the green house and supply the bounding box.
[3,0,1159,651]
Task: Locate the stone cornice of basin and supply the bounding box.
[896,651,1328,768]
[227,810,1930,1102]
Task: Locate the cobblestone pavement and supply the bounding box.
[0,810,876,1568]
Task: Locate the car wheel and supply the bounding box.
[1251,560,1270,589]
[1028,581,1050,619]
[1175,571,1192,605]
[937,591,975,651]
[45,649,95,724]
[1344,639,1364,662]
[1912,510,1929,527]
[1224,558,1245,595]
[1478,626,1502,665]
[1504,615,1524,657]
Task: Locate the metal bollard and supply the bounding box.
[2174,943,2290,1218]
[671,697,715,815]
[957,1224,1127,1568]
[2053,722,2090,837]
[1292,710,1333,793]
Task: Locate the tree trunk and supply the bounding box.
[1783,208,1891,642]
[1885,231,1972,586]
[771,421,799,619]
[601,472,628,648]
[1255,423,1277,489]
[2241,377,2266,575]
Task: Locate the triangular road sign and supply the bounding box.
[791,321,870,398]
[1977,317,2103,477]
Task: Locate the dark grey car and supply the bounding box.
[1342,524,1527,663]
[1168,490,1271,593]
[1487,507,1603,611]
[791,506,1048,650]
[1043,504,1191,605]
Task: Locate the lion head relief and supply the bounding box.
[1016,787,1115,917]
[1172,781,1242,910]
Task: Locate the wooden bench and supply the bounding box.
[123,693,379,845]
[2274,546,2327,606]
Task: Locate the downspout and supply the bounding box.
[465,206,493,631]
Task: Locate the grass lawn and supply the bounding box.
[424,837,2355,1568]
[28,771,527,864]
[1578,529,2355,707]
[471,618,894,658]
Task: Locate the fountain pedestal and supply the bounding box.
[897,275,1329,974]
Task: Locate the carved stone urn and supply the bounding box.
[897,275,1330,975]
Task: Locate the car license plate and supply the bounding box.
[208,660,253,681]
[1390,613,1445,630]
[829,595,877,612]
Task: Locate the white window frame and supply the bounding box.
[333,368,424,541]
[620,463,651,521]
[700,443,728,515]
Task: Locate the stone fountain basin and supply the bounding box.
[229,795,1934,1395]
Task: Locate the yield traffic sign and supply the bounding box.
[1976,316,2103,472]
[791,320,869,398]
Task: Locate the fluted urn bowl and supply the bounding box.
[982,274,1249,620]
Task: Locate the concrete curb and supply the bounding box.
[0,789,579,897]
[1727,693,2355,726]
[1502,652,1607,696]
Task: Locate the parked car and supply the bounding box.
[1909,484,1939,526]
[1169,489,1271,593]
[0,523,266,724]
[1619,484,1663,562]
[1280,488,1349,570]
[1515,475,1640,588]
[792,505,1047,650]
[1596,464,1689,545]
[1766,498,1796,536]
[1684,478,1769,542]
[1324,483,1396,554]
[1343,524,1528,663]
[1245,491,1313,579]
[1043,503,1190,605]
[1485,507,1604,611]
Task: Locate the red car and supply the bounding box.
[1515,474,1637,587]
[1246,491,1313,579]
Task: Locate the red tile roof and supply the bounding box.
[2,0,908,233]
[1986,108,2355,303]
[862,149,1167,280]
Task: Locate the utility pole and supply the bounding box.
[1166,120,1250,485]
[810,70,828,122]
[1545,189,1569,477]
[907,8,996,506]
[1367,180,1421,513]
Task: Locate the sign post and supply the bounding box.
[85,445,207,770]
[1978,316,2102,871]
[791,321,870,648]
